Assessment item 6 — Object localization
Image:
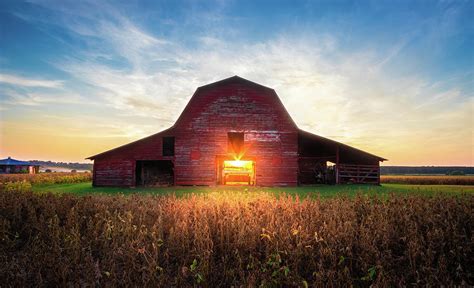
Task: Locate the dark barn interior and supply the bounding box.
[135,160,174,186]
[298,130,384,184]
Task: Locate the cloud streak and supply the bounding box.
[2,1,472,164]
[0,73,63,88]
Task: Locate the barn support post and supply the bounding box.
[336,146,340,184]
[173,159,177,186]
[140,162,144,186]
[377,164,381,185]
[132,161,137,187]
[92,163,96,187]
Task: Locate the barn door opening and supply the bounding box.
[297,159,337,185]
[219,159,256,185]
[136,160,174,186]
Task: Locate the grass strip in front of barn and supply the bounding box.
[30,181,474,198]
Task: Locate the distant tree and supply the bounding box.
[45,169,52,173]
[71,169,77,173]
[381,166,473,175]
[447,170,465,176]
[29,160,93,171]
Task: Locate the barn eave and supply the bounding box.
[86,127,175,160]
[298,129,387,162]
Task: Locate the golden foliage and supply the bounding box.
[0,190,472,286]
[0,172,91,185]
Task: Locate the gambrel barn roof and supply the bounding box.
[88,76,385,163]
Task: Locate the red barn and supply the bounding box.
[88,76,385,187]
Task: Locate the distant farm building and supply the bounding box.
[88,76,385,187]
[0,157,40,174]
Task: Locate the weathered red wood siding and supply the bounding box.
[173,81,298,186]
[92,130,174,187]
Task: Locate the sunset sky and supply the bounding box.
[0,0,473,165]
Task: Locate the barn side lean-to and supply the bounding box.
[88,76,385,187]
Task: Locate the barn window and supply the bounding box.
[228,132,244,154]
[163,137,175,156]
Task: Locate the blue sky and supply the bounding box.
[0,0,473,164]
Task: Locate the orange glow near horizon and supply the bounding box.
[1,88,472,166]
[0,118,472,166]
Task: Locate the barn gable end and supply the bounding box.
[171,76,299,186]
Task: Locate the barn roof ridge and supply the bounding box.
[197,75,274,91]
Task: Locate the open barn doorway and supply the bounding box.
[217,158,256,185]
[298,159,336,185]
[135,160,174,186]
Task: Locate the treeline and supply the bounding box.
[29,160,93,171]
[381,166,474,175]
[26,162,473,175]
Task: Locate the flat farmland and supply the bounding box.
[381,175,474,185]
[1,173,473,286]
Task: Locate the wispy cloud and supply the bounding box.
[0,73,63,88]
[55,22,472,165]
[1,89,87,106]
[51,4,474,146]
[2,0,472,164]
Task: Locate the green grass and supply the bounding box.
[31,182,474,198]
